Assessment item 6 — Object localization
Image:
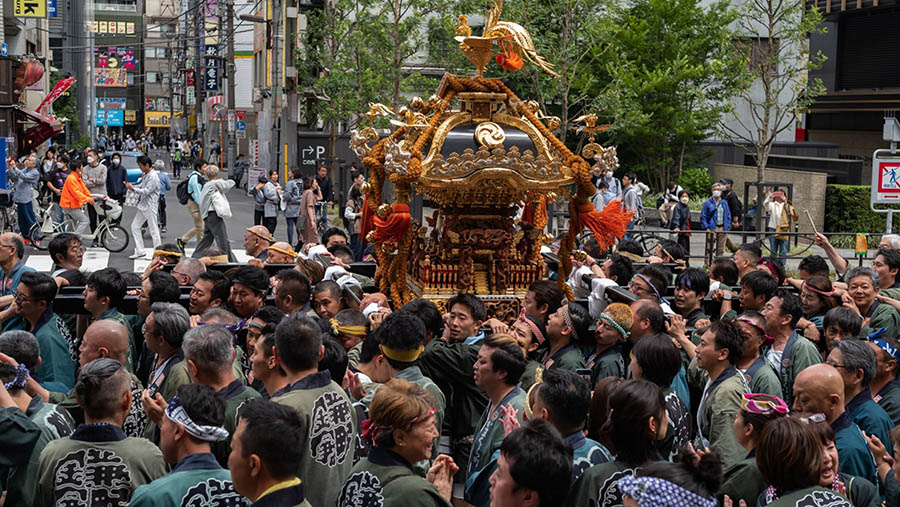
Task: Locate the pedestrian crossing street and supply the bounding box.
[24,247,253,275]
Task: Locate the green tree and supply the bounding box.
[718,0,827,182]
[588,0,744,190]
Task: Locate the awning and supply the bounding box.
[13,106,63,151]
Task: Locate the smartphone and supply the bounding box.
[576,368,593,386]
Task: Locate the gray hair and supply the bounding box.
[883,234,900,250]
[75,358,129,419]
[153,159,166,170]
[201,307,237,325]
[2,233,25,259]
[0,330,40,372]
[835,339,876,387]
[182,325,234,373]
[711,182,722,191]
[175,257,206,284]
[846,266,879,288]
[204,164,220,179]
[151,302,190,347]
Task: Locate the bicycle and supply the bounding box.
[315,201,330,236]
[0,190,17,233]
[29,197,130,253]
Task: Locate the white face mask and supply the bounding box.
[56,162,64,168]
[112,159,120,166]
[605,171,613,179]
[680,196,689,204]
[86,156,95,164]
[712,190,722,198]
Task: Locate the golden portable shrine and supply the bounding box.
[352,0,631,314]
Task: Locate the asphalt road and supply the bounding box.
[22,149,336,274]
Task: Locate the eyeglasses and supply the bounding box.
[13,293,37,303]
[825,360,851,370]
[0,244,15,250]
[172,270,189,281]
[69,246,85,254]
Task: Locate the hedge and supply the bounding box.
[825,184,900,234]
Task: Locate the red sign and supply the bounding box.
[235,109,246,120]
[877,161,900,195]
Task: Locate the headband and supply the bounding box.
[801,281,834,298]
[207,254,228,264]
[247,320,266,330]
[331,318,367,338]
[154,249,183,258]
[268,246,297,259]
[379,344,425,363]
[870,335,900,364]
[361,407,437,443]
[631,274,668,306]
[741,393,789,415]
[559,301,580,344]
[246,228,274,243]
[519,313,547,345]
[618,475,717,507]
[758,259,778,280]
[3,363,29,390]
[598,312,629,339]
[735,317,774,346]
[165,396,229,442]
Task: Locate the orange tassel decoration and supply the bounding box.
[496,41,523,71]
[360,195,375,243]
[373,203,412,243]
[575,200,634,251]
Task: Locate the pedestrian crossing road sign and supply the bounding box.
[872,155,900,203]
[14,0,46,17]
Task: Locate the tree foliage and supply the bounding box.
[587,0,745,190]
[718,0,827,182]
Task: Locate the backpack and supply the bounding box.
[176,171,207,205]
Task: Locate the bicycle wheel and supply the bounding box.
[29,223,50,250]
[101,225,130,253]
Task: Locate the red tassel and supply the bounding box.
[521,196,547,227]
[373,203,411,243]
[576,200,633,250]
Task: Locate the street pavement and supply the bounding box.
[20,149,326,274]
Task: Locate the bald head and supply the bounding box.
[80,320,129,366]
[244,226,273,257]
[267,242,296,264]
[793,363,845,423]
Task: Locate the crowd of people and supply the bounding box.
[3,148,900,507]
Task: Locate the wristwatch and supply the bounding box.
[722,292,732,301]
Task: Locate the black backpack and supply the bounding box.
[177,171,207,205]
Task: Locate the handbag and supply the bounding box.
[297,213,308,231]
[124,189,140,207]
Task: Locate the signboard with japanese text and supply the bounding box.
[97,97,127,110]
[124,110,136,125]
[91,21,136,34]
[204,45,219,91]
[13,0,45,17]
[145,97,171,111]
[94,68,127,87]
[186,69,196,106]
[48,0,56,17]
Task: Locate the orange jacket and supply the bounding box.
[60,172,93,209]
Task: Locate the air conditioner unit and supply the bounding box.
[285,66,296,78]
[252,88,264,103]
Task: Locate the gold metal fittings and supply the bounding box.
[475,122,506,149]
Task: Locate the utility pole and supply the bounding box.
[88,0,96,146]
[271,0,281,175]
[167,40,174,141]
[225,0,236,173]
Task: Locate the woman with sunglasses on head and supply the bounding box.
[796,275,840,354]
[802,417,880,507]
[569,379,667,507]
[734,312,784,399]
[755,416,853,506]
[719,393,788,505]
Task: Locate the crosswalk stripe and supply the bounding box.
[24,248,110,274]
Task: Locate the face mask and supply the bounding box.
[712,190,722,198]
[56,162,64,168]
[606,171,613,179]
[112,159,120,166]
[87,156,95,164]
[680,196,689,204]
